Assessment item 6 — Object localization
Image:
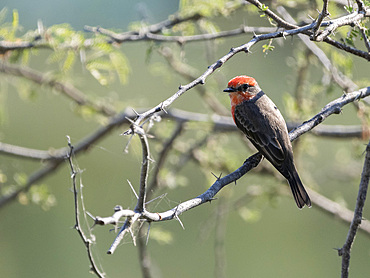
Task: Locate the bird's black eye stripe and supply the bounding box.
[237,84,251,91]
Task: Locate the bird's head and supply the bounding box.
[224,75,260,102]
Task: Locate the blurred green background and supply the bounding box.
[0,1,370,277]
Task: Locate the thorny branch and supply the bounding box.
[91,87,370,254]
[338,140,370,278]
[1,105,367,208]
[311,0,330,40]
[119,4,368,135]
[66,136,105,278]
[247,0,370,60]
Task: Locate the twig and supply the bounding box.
[312,0,330,40]
[338,140,370,278]
[66,137,105,278]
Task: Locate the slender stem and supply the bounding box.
[339,140,370,278]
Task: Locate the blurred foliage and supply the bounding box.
[18,184,56,210]
[0,8,130,87]
[149,226,173,245]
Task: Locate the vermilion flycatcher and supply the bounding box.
[224,75,311,208]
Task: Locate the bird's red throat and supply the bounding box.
[229,92,254,122]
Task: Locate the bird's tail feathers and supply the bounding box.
[287,171,311,209]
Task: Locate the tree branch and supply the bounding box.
[312,0,330,40]
[338,140,370,278]
[90,87,370,251]
[0,110,133,208]
[276,5,358,92]
[248,0,370,61]
[67,137,105,277]
[0,62,116,117]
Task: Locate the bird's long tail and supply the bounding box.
[287,171,311,209]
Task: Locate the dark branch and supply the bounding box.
[338,140,370,277]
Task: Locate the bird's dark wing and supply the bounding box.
[233,93,290,172]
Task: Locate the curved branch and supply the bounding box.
[0,110,133,208]
[92,87,370,247]
[0,62,116,117]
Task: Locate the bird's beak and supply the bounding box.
[223,87,235,93]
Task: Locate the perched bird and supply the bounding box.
[224,75,311,209]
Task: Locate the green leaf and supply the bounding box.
[109,51,130,84]
[12,9,19,29]
[62,50,76,72]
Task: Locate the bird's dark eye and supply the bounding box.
[239,84,251,91]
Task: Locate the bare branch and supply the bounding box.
[107,213,140,254]
[84,12,204,42]
[0,110,134,209]
[86,24,277,44]
[315,8,364,41]
[108,122,152,254]
[0,142,66,160]
[134,125,150,213]
[0,62,116,117]
[289,87,370,141]
[66,137,105,277]
[93,87,370,237]
[324,36,370,61]
[312,0,330,40]
[338,140,370,277]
